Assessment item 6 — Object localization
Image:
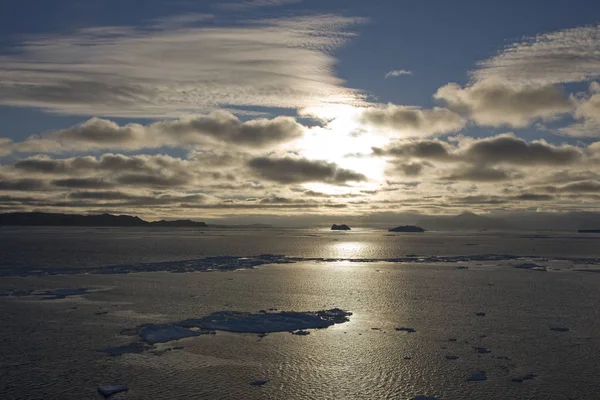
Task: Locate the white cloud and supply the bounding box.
[473,25,600,86]
[0,15,365,118]
[384,69,413,79]
[434,79,571,127]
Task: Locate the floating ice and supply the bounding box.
[98,385,128,397]
[39,288,90,300]
[4,252,596,277]
[515,263,547,271]
[291,330,310,335]
[140,324,212,344]
[133,308,351,344]
[249,380,268,386]
[100,342,149,356]
[473,347,491,354]
[466,372,487,382]
[512,374,537,382]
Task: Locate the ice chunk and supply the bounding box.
[99,342,149,356]
[291,330,310,335]
[140,324,206,344]
[135,308,351,344]
[473,347,491,354]
[249,380,269,386]
[39,288,90,300]
[515,263,547,271]
[466,372,487,382]
[98,385,128,397]
[512,374,537,382]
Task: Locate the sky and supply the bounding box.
[1,0,600,223]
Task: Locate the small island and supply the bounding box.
[388,225,425,232]
[331,224,351,231]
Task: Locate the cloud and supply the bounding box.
[376,134,583,166]
[0,15,365,118]
[441,166,516,182]
[372,140,453,160]
[216,0,301,10]
[248,156,367,184]
[473,25,600,86]
[384,69,413,79]
[5,112,304,154]
[11,153,225,189]
[460,133,582,166]
[360,105,466,136]
[434,80,570,127]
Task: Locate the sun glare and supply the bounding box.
[298,104,387,185]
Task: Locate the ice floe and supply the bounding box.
[116,308,352,347]
[3,252,597,277]
[249,380,269,386]
[473,347,491,354]
[512,374,537,382]
[98,385,128,397]
[515,263,547,271]
[466,372,487,381]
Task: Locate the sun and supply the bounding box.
[297,104,388,188]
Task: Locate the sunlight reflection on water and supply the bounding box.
[330,241,368,258]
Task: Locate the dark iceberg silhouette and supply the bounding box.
[331,224,351,230]
[388,225,425,232]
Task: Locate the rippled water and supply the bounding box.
[1,227,600,399]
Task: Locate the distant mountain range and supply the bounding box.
[416,211,600,231]
[417,212,510,230]
[0,212,207,227]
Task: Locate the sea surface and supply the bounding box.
[1,227,600,399]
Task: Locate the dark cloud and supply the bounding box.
[442,166,515,182]
[7,112,305,155]
[52,178,114,189]
[435,80,571,127]
[248,157,367,184]
[373,140,452,160]
[462,134,582,166]
[360,105,465,136]
[0,179,48,191]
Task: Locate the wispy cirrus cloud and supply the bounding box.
[384,69,413,79]
[472,24,600,86]
[216,0,302,11]
[0,14,365,118]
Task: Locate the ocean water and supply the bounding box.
[1,227,600,399]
